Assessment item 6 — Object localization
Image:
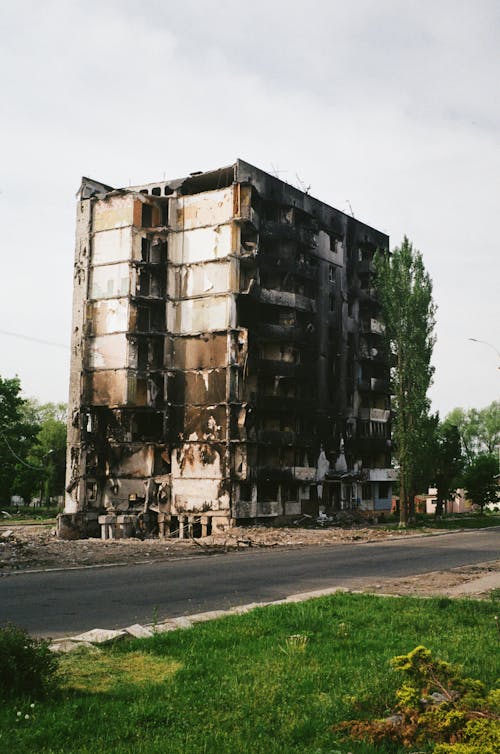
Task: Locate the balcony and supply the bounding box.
[359,408,391,422]
[359,342,386,363]
[260,221,318,248]
[360,318,385,335]
[362,468,398,482]
[356,436,390,451]
[236,205,260,229]
[292,466,317,481]
[257,429,314,445]
[255,323,311,344]
[258,254,318,282]
[358,259,375,275]
[256,395,315,412]
[258,430,295,445]
[257,287,316,312]
[233,500,281,518]
[250,465,317,482]
[358,286,378,304]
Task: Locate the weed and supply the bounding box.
[281,633,309,656]
[151,605,159,633]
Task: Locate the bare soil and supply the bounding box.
[1,523,498,599]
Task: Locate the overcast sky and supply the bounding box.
[0,0,498,416]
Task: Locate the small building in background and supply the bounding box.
[422,488,473,515]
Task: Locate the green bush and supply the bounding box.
[0,625,58,699]
[336,645,499,753]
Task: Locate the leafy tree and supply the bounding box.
[412,411,439,508]
[0,376,39,503]
[374,237,436,526]
[14,400,67,504]
[433,421,464,518]
[462,453,499,515]
[444,402,500,462]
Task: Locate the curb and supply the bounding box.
[48,557,499,653]
[49,586,352,652]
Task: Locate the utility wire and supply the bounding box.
[0,430,46,471]
[0,329,70,350]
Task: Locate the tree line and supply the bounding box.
[0,376,66,506]
[375,237,499,524]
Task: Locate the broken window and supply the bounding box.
[150,241,166,264]
[137,270,150,296]
[142,204,153,227]
[137,306,150,331]
[160,203,169,227]
[138,340,148,370]
[150,339,164,368]
[86,481,97,502]
[258,482,278,502]
[141,238,151,262]
[378,482,390,499]
[130,411,163,441]
[281,484,298,502]
[241,222,258,252]
[361,483,372,500]
[239,483,252,501]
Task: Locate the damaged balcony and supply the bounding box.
[360,318,385,335]
[359,408,391,422]
[359,339,387,363]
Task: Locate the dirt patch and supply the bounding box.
[352,561,500,599]
[1,524,498,600]
[0,523,410,572]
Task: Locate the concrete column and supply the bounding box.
[98,514,117,540]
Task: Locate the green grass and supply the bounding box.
[1,593,498,754]
[417,514,500,530]
[0,505,58,526]
[380,513,500,531]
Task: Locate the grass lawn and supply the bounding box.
[418,514,500,529]
[1,593,498,754]
[0,505,58,527]
[380,513,500,531]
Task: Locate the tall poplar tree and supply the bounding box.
[374,237,436,525]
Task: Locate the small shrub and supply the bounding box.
[0,624,59,699]
[335,645,500,753]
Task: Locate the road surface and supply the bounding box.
[1,528,498,637]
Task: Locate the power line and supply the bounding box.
[0,329,69,350]
[0,430,46,471]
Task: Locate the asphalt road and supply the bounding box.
[1,529,498,637]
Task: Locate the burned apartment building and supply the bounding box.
[59,159,394,539]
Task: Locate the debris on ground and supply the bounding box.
[0,524,498,601]
[0,523,414,572]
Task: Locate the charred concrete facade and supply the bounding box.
[60,160,394,539]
